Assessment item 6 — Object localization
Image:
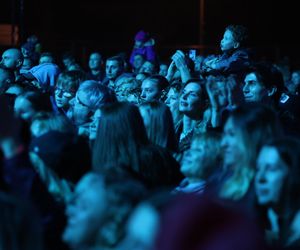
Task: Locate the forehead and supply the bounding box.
[223,30,235,40]
[142,79,158,88]
[106,60,120,67]
[90,53,101,60]
[244,72,259,82]
[183,82,202,92]
[258,146,281,165]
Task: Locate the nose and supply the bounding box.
[181,92,188,100]
[141,90,146,99]
[256,169,266,184]
[243,83,249,93]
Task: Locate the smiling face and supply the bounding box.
[63,173,108,249]
[243,72,268,103]
[255,146,289,206]
[179,82,203,118]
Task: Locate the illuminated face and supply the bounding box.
[159,64,168,77]
[243,72,268,102]
[54,84,76,109]
[89,109,101,140]
[14,96,36,121]
[181,139,207,179]
[139,61,156,75]
[89,53,102,71]
[69,90,93,126]
[105,60,122,80]
[220,30,237,52]
[291,72,300,86]
[179,82,203,117]
[63,173,108,248]
[165,88,180,119]
[1,49,21,70]
[221,117,244,167]
[255,146,289,206]
[140,79,160,102]
[133,54,145,70]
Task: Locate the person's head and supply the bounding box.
[69,80,116,126]
[88,52,103,71]
[105,56,124,81]
[181,131,222,181]
[255,137,300,211]
[133,54,145,72]
[0,67,14,94]
[92,102,149,172]
[139,60,157,75]
[30,112,75,137]
[141,75,168,102]
[63,170,146,249]
[165,82,182,124]
[114,76,141,104]
[139,101,177,152]
[14,91,53,122]
[136,72,151,84]
[159,63,168,77]
[54,70,85,109]
[1,48,24,70]
[220,25,248,52]
[179,79,207,120]
[243,62,284,105]
[62,52,76,68]
[0,192,43,250]
[39,52,55,64]
[134,30,150,48]
[220,103,282,200]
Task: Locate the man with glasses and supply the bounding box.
[68,80,116,137]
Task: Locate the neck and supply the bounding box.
[0,138,24,159]
[182,115,197,133]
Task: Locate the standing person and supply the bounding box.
[102,56,125,89]
[129,30,156,68]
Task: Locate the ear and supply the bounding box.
[267,86,277,97]
[233,42,240,49]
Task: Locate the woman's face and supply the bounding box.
[179,82,203,118]
[221,117,244,167]
[165,88,180,114]
[181,139,207,179]
[255,146,289,206]
[63,173,108,248]
[89,109,101,140]
[14,96,36,121]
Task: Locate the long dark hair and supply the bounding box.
[92,102,149,173]
[262,137,300,243]
[139,101,178,152]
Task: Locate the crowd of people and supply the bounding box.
[1,26,300,250]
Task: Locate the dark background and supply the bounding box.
[1,0,300,68]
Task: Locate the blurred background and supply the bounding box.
[1,0,299,68]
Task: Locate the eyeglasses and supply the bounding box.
[54,87,75,98]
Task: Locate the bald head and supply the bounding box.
[1,48,24,70]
